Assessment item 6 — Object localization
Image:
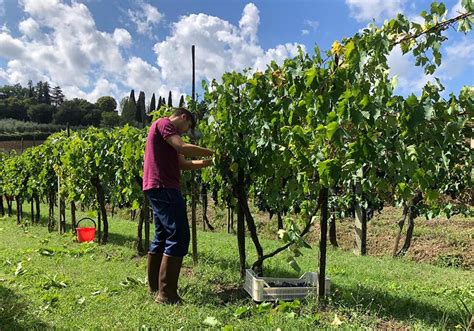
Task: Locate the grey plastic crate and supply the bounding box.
[244,269,331,302]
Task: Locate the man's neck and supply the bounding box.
[168,116,179,131]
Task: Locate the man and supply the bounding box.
[143,107,213,304]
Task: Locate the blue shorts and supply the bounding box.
[146,188,190,257]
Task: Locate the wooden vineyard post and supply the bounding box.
[57,176,67,234]
[202,187,206,231]
[57,175,66,234]
[190,44,198,264]
[318,187,329,299]
[58,176,61,233]
[34,194,40,223]
[353,169,367,256]
[0,195,4,217]
[16,196,22,224]
[70,201,76,233]
[30,198,34,224]
[97,208,102,244]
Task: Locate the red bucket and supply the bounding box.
[76,217,96,243]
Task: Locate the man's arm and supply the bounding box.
[178,154,213,170]
[166,135,213,157]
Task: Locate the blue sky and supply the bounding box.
[0,0,472,106]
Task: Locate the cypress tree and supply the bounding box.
[136,91,146,124]
[36,81,44,104]
[167,91,173,107]
[146,93,156,125]
[129,89,136,105]
[149,93,156,112]
[157,96,163,110]
[121,96,136,125]
[179,95,185,107]
[27,80,34,98]
[43,82,51,105]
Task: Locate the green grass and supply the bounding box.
[1,205,473,330]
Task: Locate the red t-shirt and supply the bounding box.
[143,118,180,191]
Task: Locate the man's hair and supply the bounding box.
[172,107,196,129]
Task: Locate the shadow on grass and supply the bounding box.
[9,209,139,247]
[198,250,297,278]
[0,285,49,329]
[107,231,138,246]
[184,250,302,305]
[215,286,249,304]
[332,282,460,328]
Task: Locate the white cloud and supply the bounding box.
[128,0,163,37]
[253,43,303,71]
[0,24,9,33]
[407,14,424,24]
[58,78,121,104]
[153,10,304,89]
[125,56,167,99]
[449,0,465,17]
[87,78,120,102]
[113,28,132,48]
[0,0,131,101]
[0,1,305,106]
[0,59,51,86]
[387,45,434,94]
[346,0,407,22]
[18,18,41,39]
[0,32,27,59]
[304,19,320,31]
[301,19,319,36]
[438,38,474,80]
[387,38,474,95]
[239,3,259,43]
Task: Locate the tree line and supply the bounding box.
[0,81,120,127]
[0,81,186,130]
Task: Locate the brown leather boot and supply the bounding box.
[155,255,184,304]
[147,252,163,294]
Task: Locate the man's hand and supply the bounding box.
[178,155,214,170]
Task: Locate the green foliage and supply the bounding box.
[54,98,101,126]
[100,111,122,127]
[0,83,29,99]
[0,214,472,329]
[0,119,72,134]
[136,91,146,125]
[51,86,65,107]
[199,3,473,272]
[120,97,138,126]
[0,0,472,283]
[95,96,117,113]
[0,97,29,121]
[27,104,54,124]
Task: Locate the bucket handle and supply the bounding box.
[76,217,96,229]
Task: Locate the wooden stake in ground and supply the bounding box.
[318,187,329,299]
[353,170,367,256]
[70,201,76,233]
[190,44,198,264]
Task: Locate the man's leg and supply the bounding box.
[146,189,169,294]
[155,189,190,304]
